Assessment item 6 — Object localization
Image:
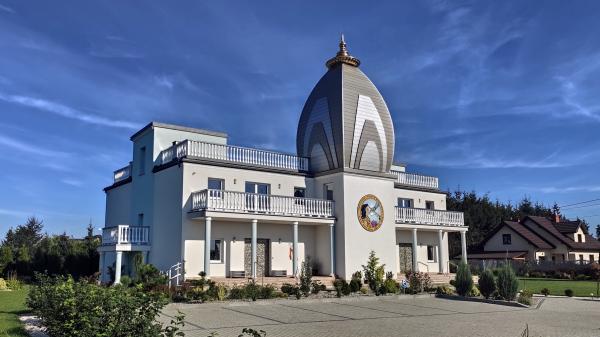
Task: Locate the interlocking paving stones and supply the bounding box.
[162,296,600,337]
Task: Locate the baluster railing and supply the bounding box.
[101,225,150,245]
[395,207,464,226]
[391,170,439,189]
[191,189,334,218]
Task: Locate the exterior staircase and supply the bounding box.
[208,275,335,288]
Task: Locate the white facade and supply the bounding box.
[98,40,468,284]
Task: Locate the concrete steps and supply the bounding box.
[208,276,335,288]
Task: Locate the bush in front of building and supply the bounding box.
[299,257,313,296]
[497,264,519,301]
[454,262,473,296]
[478,268,496,299]
[333,279,351,297]
[311,280,326,294]
[27,273,184,337]
[362,251,386,295]
[540,287,550,296]
[349,271,362,293]
[564,288,574,297]
[518,289,533,305]
[406,271,432,294]
[436,285,453,295]
[381,272,398,294]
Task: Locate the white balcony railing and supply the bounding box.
[160,140,310,172]
[191,189,334,218]
[395,207,464,227]
[113,164,131,183]
[391,170,439,189]
[102,225,150,245]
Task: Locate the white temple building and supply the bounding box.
[98,37,468,284]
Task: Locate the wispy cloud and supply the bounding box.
[0,134,71,157]
[0,208,29,217]
[539,185,600,194]
[0,92,141,129]
[61,178,83,187]
[0,3,14,13]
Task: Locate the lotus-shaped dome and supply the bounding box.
[297,36,395,174]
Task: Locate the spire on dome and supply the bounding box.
[325,34,360,69]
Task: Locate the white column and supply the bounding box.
[292,221,299,277]
[437,230,444,274]
[142,251,149,264]
[411,228,419,272]
[114,251,123,285]
[98,251,105,283]
[251,219,257,279]
[329,223,336,277]
[204,217,212,277]
[460,231,468,264]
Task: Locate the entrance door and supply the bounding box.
[399,243,413,273]
[244,238,270,276]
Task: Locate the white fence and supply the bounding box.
[102,225,150,245]
[391,170,439,189]
[160,140,310,172]
[191,189,334,218]
[395,207,464,227]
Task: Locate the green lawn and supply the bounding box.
[0,288,29,337]
[519,278,600,297]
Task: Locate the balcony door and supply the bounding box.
[245,182,270,211]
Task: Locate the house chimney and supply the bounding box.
[554,212,560,223]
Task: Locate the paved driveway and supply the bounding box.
[162,295,600,337]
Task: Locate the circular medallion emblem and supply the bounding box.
[357,194,384,232]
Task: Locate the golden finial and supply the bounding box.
[326,33,360,69]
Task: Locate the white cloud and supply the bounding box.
[0,134,71,158]
[61,178,83,187]
[0,92,141,129]
[0,3,14,13]
[539,186,600,194]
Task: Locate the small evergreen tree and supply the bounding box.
[362,251,385,294]
[478,268,496,299]
[299,257,313,296]
[497,263,519,301]
[454,262,473,296]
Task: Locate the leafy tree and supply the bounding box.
[454,262,473,296]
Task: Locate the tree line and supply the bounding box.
[0,217,100,279]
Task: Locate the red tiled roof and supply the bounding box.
[503,221,554,249]
[526,216,600,251]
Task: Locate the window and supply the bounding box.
[293,187,306,198]
[502,234,511,245]
[590,255,595,263]
[427,246,435,261]
[577,234,582,242]
[398,198,413,208]
[579,254,584,263]
[139,147,146,175]
[425,201,435,210]
[208,178,224,190]
[210,239,223,263]
[324,184,334,201]
[246,182,270,194]
[137,213,144,226]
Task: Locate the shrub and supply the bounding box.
[455,262,473,296]
[215,283,227,301]
[333,279,351,297]
[311,281,326,294]
[350,271,362,293]
[383,279,399,294]
[136,264,168,291]
[518,289,533,306]
[27,273,182,337]
[565,289,574,297]
[497,264,519,301]
[478,268,496,299]
[244,281,259,301]
[469,285,480,297]
[360,287,368,294]
[228,286,246,300]
[540,288,550,296]
[362,251,385,294]
[259,284,276,299]
[0,278,7,290]
[5,273,23,290]
[299,257,313,296]
[119,275,133,287]
[281,283,295,295]
[407,272,432,294]
[436,285,453,295]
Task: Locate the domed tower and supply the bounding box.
[297,35,395,174]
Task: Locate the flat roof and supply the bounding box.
[130,121,228,141]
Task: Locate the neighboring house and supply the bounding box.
[98,37,468,284]
[469,215,600,263]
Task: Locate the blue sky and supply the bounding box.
[1,1,600,238]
